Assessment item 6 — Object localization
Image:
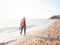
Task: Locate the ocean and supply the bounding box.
[0,19,54,43]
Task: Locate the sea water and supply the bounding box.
[0,19,54,43]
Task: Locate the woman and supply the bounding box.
[20,17,26,35]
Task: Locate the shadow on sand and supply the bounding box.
[0,39,17,45]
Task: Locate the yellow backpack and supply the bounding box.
[20,20,24,27]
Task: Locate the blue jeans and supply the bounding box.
[20,27,26,35]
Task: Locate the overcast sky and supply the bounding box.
[0,0,60,20]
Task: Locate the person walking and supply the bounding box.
[20,17,26,35]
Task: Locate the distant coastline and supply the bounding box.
[50,15,60,19]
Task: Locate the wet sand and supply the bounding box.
[7,19,60,45]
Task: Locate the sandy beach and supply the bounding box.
[1,19,60,45]
[5,19,60,45]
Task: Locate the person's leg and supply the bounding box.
[24,27,26,35]
[20,27,23,35]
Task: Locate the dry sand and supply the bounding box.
[7,19,60,45]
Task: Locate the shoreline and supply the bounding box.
[6,19,55,45]
[0,19,55,45]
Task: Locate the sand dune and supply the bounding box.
[7,19,60,45]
